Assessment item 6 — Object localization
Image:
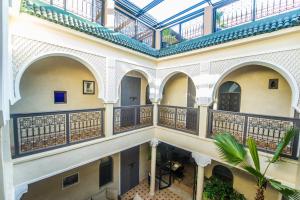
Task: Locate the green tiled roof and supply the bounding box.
[21,0,300,58]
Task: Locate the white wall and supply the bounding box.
[11,56,104,113]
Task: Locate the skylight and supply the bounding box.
[128,0,154,8]
[147,0,207,22]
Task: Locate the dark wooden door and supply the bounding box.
[121,146,140,195]
[120,76,141,127]
[218,93,240,112]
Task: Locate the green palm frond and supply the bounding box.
[214,133,247,166]
[247,137,261,171]
[269,179,297,197]
[271,128,297,163]
[243,165,264,179]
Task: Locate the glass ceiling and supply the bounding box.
[117,0,224,28]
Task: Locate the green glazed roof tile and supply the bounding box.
[21,0,300,58]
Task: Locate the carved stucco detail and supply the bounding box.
[12,35,106,100]
[210,49,300,107]
[115,60,156,101]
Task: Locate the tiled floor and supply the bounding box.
[121,180,183,200]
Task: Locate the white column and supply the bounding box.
[203,5,213,35]
[152,101,159,126]
[104,102,114,137]
[192,152,211,200]
[198,105,209,138]
[155,30,161,50]
[149,138,159,196]
[103,0,115,30]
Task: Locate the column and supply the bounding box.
[203,5,213,35]
[155,30,161,50]
[103,0,115,30]
[192,152,211,200]
[198,105,209,138]
[104,102,114,137]
[149,138,159,196]
[152,101,159,126]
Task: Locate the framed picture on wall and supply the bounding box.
[83,80,95,95]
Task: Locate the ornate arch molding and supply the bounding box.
[115,60,156,102]
[156,64,201,101]
[210,49,300,111]
[12,35,106,104]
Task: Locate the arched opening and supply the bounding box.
[12,56,104,113]
[158,72,198,134]
[215,65,293,117]
[212,165,233,186]
[114,70,153,134]
[218,81,241,112]
[10,56,105,157]
[160,72,196,107]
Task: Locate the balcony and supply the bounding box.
[11,108,105,158]
[113,105,154,134]
[158,105,199,135]
[207,109,300,159]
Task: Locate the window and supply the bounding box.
[218,81,241,112]
[212,165,233,186]
[99,157,113,187]
[62,173,79,189]
[269,79,279,89]
[54,91,67,104]
[41,0,104,24]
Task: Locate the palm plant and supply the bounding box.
[214,128,298,200]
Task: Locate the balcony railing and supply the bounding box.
[207,109,300,159]
[11,108,105,158]
[113,105,153,134]
[158,105,199,135]
[215,0,300,31]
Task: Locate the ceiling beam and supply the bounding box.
[137,0,164,17]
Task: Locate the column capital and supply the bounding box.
[15,184,28,200]
[150,138,160,147]
[192,152,211,167]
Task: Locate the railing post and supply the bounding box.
[103,0,115,30]
[66,112,70,144]
[174,107,178,129]
[12,115,20,158]
[134,106,137,128]
[243,115,249,146]
[292,119,300,159]
[153,102,159,126]
[104,103,114,137]
[203,5,214,35]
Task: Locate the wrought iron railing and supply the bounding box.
[157,105,199,135]
[161,15,204,48]
[114,10,155,47]
[11,108,105,158]
[215,0,300,31]
[41,0,105,24]
[207,109,300,159]
[113,105,153,134]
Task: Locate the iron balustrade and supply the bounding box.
[114,10,155,47]
[11,108,105,158]
[41,0,104,24]
[215,0,300,31]
[113,105,154,134]
[207,109,300,159]
[157,105,199,135]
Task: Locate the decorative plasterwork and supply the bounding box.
[150,138,160,147]
[210,49,300,109]
[15,184,28,200]
[11,35,107,102]
[115,60,156,102]
[192,152,211,167]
